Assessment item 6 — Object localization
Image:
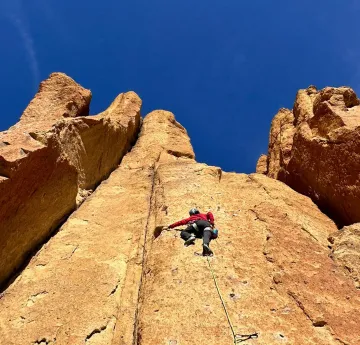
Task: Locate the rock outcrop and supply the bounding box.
[0,73,141,288]
[0,109,195,345]
[267,108,295,180]
[255,154,267,174]
[1,75,360,345]
[262,86,360,226]
[329,223,360,289]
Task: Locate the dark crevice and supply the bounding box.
[313,320,327,327]
[310,199,345,230]
[0,204,77,293]
[166,149,194,159]
[285,161,350,229]
[85,325,107,342]
[132,167,157,345]
[33,338,53,345]
[109,282,119,297]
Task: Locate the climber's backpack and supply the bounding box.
[211,228,219,239]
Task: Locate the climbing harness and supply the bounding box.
[192,223,218,239]
[206,256,258,344]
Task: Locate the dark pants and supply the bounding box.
[180,220,212,246]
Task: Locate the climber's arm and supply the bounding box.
[169,217,191,229]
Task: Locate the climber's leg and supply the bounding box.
[202,228,213,256]
[180,225,195,240]
[181,225,196,246]
[203,229,212,246]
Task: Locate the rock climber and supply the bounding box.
[165,208,217,256]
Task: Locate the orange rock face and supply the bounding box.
[263,86,360,226]
[267,108,295,180]
[1,81,360,344]
[0,73,141,288]
[329,223,360,289]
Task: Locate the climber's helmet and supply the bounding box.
[189,208,200,216]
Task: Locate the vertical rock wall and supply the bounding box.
[0,109,195,345]
[1,76,360,345]
[135,162,360,345]
[0,73,141,288]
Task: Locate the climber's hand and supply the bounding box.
[163,226,170,231]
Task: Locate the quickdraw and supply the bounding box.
[235,333,259,343]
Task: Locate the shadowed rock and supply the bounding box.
[261,85,360,226]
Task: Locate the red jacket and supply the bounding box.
[169,212,214,228]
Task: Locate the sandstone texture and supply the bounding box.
[267,108,295,180]
[1,94,360,344]
[255,154,267,174]
[0,73,141,288]
[329,223,360,289]
[262,85,360,226]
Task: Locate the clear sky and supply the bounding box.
[1,0,359,173]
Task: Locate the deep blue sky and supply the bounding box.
[1,1,360,173]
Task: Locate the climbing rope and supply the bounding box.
[206,256,258,344]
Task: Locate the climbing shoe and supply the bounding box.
[202,244,213,256]
[184,235,196,247]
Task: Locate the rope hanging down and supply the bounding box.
[206,256,258,344]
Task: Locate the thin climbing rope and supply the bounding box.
[206,256,258,344]
[207,256,237,342]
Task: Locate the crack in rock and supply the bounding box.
[33,337,55,345]
[85,325,107,342]
[62,244,79,260]
[286,291,348,344]
[109,282,120,296]
[27,291,48,307]
[287,291,314,323]
[301,224,320,243]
